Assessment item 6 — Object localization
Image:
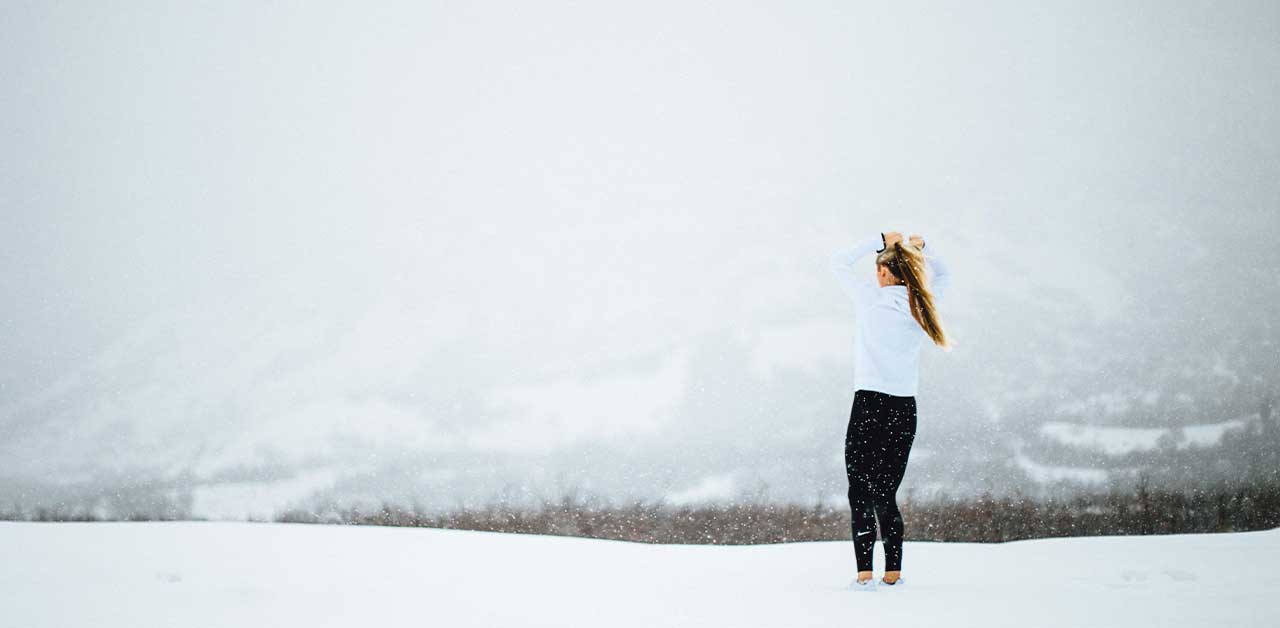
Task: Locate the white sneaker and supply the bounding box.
[879,577,905,588]
[850,577,878,591]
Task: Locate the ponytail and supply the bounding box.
[878,243,951,349]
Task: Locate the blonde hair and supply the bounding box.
[876,242,951,349]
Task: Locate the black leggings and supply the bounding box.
[844,389,917,573]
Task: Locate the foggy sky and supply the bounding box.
[2,1,1278,517]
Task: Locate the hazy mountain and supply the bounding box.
[2,1,1277,519]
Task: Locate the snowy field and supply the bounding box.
[1039,418,1250,456]
[2,522,1277,628]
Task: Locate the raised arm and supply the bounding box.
[829,232,886,304]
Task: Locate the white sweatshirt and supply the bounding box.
[829,233,952,397]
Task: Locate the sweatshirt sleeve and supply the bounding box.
[924,243,952,301]
[829,233,885,305]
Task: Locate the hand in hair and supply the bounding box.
[909,234,924,249]
[883,232,904,247]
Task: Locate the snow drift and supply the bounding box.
[2,522,1276,627]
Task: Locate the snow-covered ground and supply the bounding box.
[1013,450,1111,484]
[2,522,1277,627]
[1039,417,1249,455]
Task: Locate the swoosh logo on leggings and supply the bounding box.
[856,530,872,537]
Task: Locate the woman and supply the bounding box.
[829,230,951,590]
